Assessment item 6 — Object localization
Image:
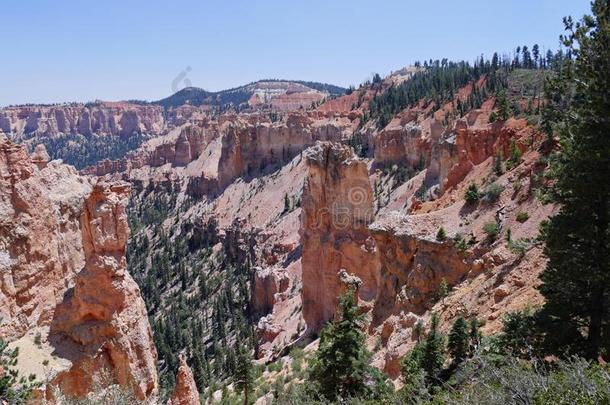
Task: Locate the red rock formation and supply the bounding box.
[0,102,165,139]
[438,118,529,193]
[0,136,158,399]
[369,212,470,325]
[81,123,210,177]
[0,136,91,339]
[217,114,353,188]
[167,354,200,405]
[29,144,50,169]
[49,181,158,401]
[300,141,379,333]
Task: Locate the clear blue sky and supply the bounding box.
[0,0,591,106]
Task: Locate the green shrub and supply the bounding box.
[0,339,40,403]
[453,233,468,253]
[516,212,530,223]
[508,238,530,257]
[483,222,499,241]
[464,183,480,203]
[484,183,504,201]
[267,360,283,374]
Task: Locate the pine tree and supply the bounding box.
[421,313,445,382]
[448,317,469,364]
[308,289,390,401]
[437,278,449,301]
[436,226,447,242]
[507,138,522,169]
[532,44,540,68]
[493,149,504,175]
[491,52,499,70]
[400,343,426,398]
[283,193,290,214]
[538,1,610,360]
[234,345,254,405]
[496,89,510,121]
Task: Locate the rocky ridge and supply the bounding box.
[1,102,166,140]
[0,136,158,401]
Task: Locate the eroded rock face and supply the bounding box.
[49,181,158,401]
[374,114,430,168]
[300,141,379,333]
[217,114,353,189]
[81,123,209,176]
[0,137,158,399]
[30,144,50,169]
[0,136,92,339]
[167,354,200,405]
[0,102,165,139]
[437,118,526,193]
[369,213,470,325]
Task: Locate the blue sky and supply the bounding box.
[0,0,591,106]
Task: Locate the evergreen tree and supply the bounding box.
[448,317,469,365]
[545,49,554,69]
[308,289,390,401]
[507,138,522,169]
[491,52,499,70]
[538,1,610,360]
[234,345,254,405]
[436,226,447,241]
[532,44,540,68]
[522,45,532,68]
[496,89,511,121]
[437,278,449,301]
[421,313,445,382]
[283,193,290,214]
[493,149,504,175]
[400,343,427,398]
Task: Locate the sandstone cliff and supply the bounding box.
[300,141,378,333]
[0,102,165,140]
[0,136,158,400]
[49,181,158,400]
[0,136,91,339]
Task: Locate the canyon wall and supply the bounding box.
[0,102,166,139]
[217,114,353,188]
[0,135,91,338]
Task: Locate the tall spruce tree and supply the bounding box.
[234,345,254,405]
[308,289,390,401]
[448,317,469,365]
[421,313,445,382]
[496,89,511,121]
[539,0,610,360]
